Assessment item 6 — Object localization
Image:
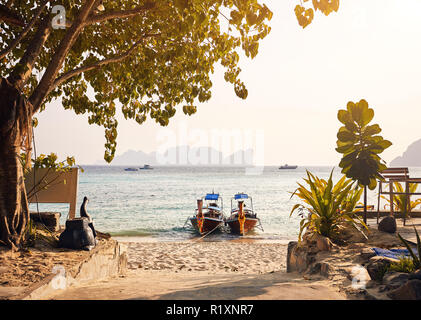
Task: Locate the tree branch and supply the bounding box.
[8,16,51,90]
[0,4,25,27]
[85,1,157,25]
[0,0,50,61]
[51,33,161,91]
[29,0,98,113]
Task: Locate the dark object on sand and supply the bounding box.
[58,218,96,250]
[58,196,97,250]
[378,216,397,233]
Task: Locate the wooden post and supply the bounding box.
[364,185,367,225]
[377,182,381,224]
[389,181,394,217]
[404,181,409,226]
[197,199,203,218]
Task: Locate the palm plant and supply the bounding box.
[397,226,421,271]
[290,169,368,243]
[382,182,421,220]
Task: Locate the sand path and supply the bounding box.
[47,240,346,300]
[49,270,344,300]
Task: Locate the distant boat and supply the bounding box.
[124,167,138,171]
[139,164,153,170]
[279,164,297,169]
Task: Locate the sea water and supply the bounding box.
[29,166,421,242]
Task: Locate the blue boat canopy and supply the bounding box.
[205,193,219,200]
[235,193,249,200]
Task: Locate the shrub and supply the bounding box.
[290,169,368,243]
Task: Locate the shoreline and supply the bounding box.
[114,235,293,245]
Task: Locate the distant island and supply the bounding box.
[390,138,421,167]
[95,146,255,166]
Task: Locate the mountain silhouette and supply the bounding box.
[95,146,255,166]
[390,138,421,167]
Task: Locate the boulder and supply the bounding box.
[409,270,421,281]
[286,241,316,273]
[366,256,399,281]
[382,271,410,290]
[315,234,333,252]
[387,279,421,300]
[360,248,376,261]
[378,216,397,234]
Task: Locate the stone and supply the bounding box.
[366,256,399,281]
[378,216,397,234]
[315,234,333,252]
[360,248,376,261]
[320,262,331,277]
[409,270,421,281]
[383,271,410,290]
[387,279,421,300]
[286,241,298,273]
[286,241,316,273]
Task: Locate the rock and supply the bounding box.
[366,256,399,281]
[383,271,410,290]
[315,234,333,252]
[360,248,376,261]
[409,270,421,280]
[320,262,332,277]
[338,225,368,244]
[378,216,397,234]
[286,241,316,273]
[388,279,421,300]
[286,241,298,273]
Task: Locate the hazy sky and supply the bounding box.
[34,0,421,165]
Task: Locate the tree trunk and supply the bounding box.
[0,78,32,250]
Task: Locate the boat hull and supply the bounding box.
[190,217,223,234]
[225,217,259,235]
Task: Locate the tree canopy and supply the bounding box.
[1,0,273,162]
[294,0,339,28]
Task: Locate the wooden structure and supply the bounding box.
[377,167,421,225]
[24,167,79,219]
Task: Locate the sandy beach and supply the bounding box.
[46,238,345,300]
[124,239,289,274]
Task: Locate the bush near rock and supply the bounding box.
[366,256,399,281]
[378,216,397,234]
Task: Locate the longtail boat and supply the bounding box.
[189,192,225,235]
[225,193,263,235]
